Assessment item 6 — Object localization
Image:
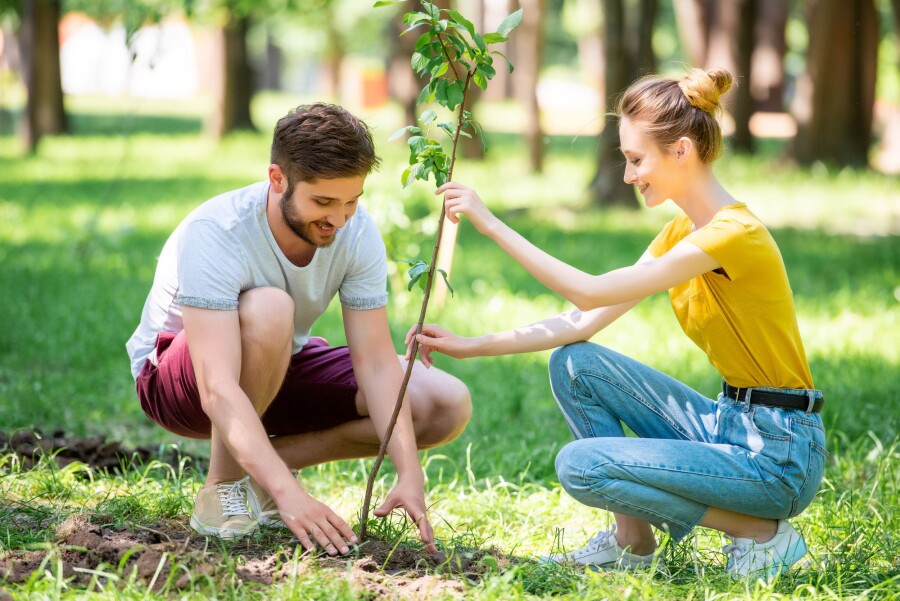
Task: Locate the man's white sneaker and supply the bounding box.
[189,477,256,539]
[245,477,287,528]
[539,527,661,570]
[724,520,808,580]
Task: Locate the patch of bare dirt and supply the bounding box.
[0,429,205,473]
[0,515,513,598]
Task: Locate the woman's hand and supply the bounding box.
[404,323,477,367]
[435,182,499,235]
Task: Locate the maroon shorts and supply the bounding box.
[135,331,363,439]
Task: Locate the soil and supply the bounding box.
[0,516,511,598]
[1,432,515,598]
[0,429,206,473]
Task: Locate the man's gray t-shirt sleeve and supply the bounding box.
[176,219,246,310]
[339,217,389,310]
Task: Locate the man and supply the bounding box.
[126,103,471,555]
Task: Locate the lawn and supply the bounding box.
[1,94,898,599]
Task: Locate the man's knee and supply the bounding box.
[414,375,472,448]
[238,287,294,351]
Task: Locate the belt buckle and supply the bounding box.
[806,390,816,414]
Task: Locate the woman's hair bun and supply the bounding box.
[678,68,733,115]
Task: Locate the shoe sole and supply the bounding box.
[189,515,256,539]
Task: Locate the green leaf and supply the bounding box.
[373,0,400,6]
[434,78,449,106]
[482,32,507,45]
[401,167,413,188]
[411,51,429,73]
[476,62,496,79]
[437,122,455,137]
[491,50,515,73]
[497,8,524,38]
[408,261,429,280]
[389,125,421,141]
[408,271,424,291]
[445,80,464,110]
[446,9,475,36]
[419,109,438,125]
[473,33,486,52]
[436,269,454,297]
[417,81,435,105]
[415,31,431,51]
[473,70,487,90]
[432,62,449,78]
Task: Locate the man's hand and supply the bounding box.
[404,323,475,366]
[373,477,437,554]
[277,485,359,556]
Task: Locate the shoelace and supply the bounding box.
[722,538,752,565]
[216,481,251,517]
[572,528,616,557]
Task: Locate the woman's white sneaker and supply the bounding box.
[724,520,808,580]
[539,527,661,570]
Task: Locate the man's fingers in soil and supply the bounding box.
[329,513,359,545]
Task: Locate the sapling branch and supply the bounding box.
[359,0,522,546]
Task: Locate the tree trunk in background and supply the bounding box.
[324,10,345,101]
[388,1,422,127]
[590,0,657,208]
[260,29,283,90]
[673,0,755,152]
[482,0,514,100]
[752,0,787,112]
[634,0,657,75]
[792,0,878,167]
[460,0,485,160]
[733,0,757,152]
[515,0,544,172]
[20,0,67,152]
[673,0,708,67]
[210,12,256,137]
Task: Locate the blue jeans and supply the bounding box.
[548,342,827,542]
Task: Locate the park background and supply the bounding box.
[1,0,899,599]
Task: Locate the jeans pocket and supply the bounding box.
[748,407,793,466]
[790,439,827,517]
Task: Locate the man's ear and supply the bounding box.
[268,164,287,193]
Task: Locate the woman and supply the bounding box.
[406,68,826,579]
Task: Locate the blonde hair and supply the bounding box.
[617,68,733,164]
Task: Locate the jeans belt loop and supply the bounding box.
[806,390,816,414]
[744,387,753,412]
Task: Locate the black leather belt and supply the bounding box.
[723,382,824,414]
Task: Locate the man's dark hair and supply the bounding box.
[270,103,381,184]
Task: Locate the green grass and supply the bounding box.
[1,94,899,598]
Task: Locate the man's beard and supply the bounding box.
[280,184,336,248]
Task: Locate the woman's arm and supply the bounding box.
[439,182,720,310]
[405,252,653,365]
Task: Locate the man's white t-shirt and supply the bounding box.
[126,181,388,380]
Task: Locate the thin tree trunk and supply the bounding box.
[752,0,787,112]
[733,0,756,152]
[517,0,544,172]
[590,0,643,208]
[792,0,878,167]
[634,0,657,75]
[20,0,67,152]
[212,12,256,137]
[673,0,708,67]
[460,0,486,160]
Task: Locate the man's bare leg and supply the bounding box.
[206,287,294,485]
[271,357,471,468]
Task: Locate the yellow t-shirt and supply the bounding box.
[648,203,813,389]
